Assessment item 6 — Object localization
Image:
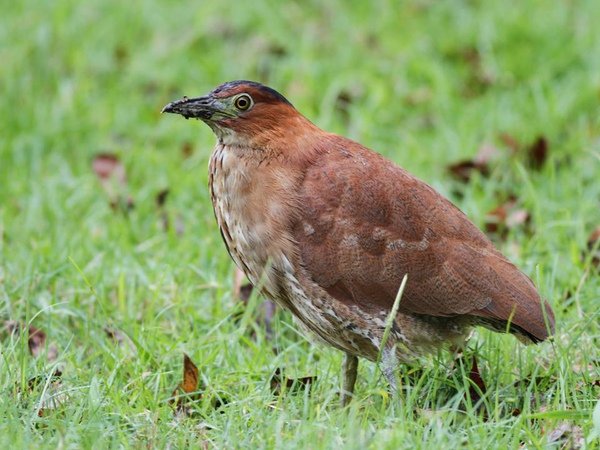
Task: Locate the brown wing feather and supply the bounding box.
[292,138,555,341]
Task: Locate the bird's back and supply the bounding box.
[292,135,555,343]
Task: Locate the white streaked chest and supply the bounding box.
[208,144,287,288]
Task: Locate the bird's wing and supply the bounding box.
[292,140,554,341]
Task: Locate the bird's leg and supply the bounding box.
[381,346,399,393]
[341,353,358,406]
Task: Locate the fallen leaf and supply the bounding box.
[334,90,353,120]
[266,42,287,58]
[181,141,193,159]
[447,142,498,183]
[447,143,500,183]
[113,46,128,65]
[103,326,135,351]
[270,367,316,395]
[527,136,549,170]
[28,325,46,358]
[155,188,169,208]
[586,226,600,268]
[170,354,202,415]
[3,320,18,335]
[110,197,135,212]
[92,153,126,183]
[92,153,134,212]
[180,354,199,394]
[239,283,254,304]
[104,326,125,344]
[499,133,520,153]
[155,188,170,232]
[447,160,490,183]
[485,196,530,238]
[506,209,530,228]
[451,46,495,97]
[4,321,47,357]
[468,356,487,405]
[497,133,549,169]
[474,143,500,165]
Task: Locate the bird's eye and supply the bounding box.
[234,94,252,111]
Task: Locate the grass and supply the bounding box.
[1,0,599,448]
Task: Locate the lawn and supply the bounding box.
[1,0,599,448]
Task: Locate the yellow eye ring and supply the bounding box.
[234,94,252,111]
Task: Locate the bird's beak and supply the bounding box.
[161,95,220,121]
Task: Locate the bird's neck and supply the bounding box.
[213,114,326,164]
[209,139,306,290]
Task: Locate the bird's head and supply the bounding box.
[162,80,315,148]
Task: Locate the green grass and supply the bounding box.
[1,0,599,448]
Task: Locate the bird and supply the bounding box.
[162,80,555,405]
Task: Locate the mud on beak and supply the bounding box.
[161,95,219,120]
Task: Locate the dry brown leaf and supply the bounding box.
[506,209,530,229]
[447,142,500,183]
[485,196,530,238]
[468,356,487,405]
[239,284,254,304]
[270,367,316,395]
[181,353,199,394]
[447,160,490,183]
[103,326,135,351]
[113,46,128,65]
[454,46,495,97]
[155,188,170,232]
[4,320,18,335]
[499,133,520,154]
[334,90,354,122]
[497,133,549,169]
[4,321,47,358]
[449,353,488,418]
[586,226,600,268]
[155,188,169,208]
[104,326,125,344]
[170,353,202,415]
[474,143,500,165]
[92,153,126,183]
[92,153,134,212]
[28,325,46,357]
[181,141,194,159]
[527,136,549,170]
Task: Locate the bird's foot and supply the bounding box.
[341,353,358,406]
